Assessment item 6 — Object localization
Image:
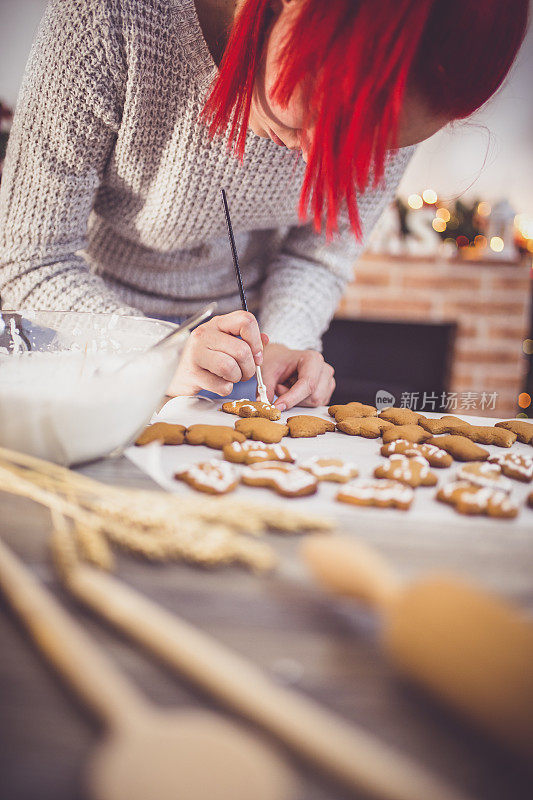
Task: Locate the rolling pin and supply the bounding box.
[300,535,533,760]
[59,556,473,800]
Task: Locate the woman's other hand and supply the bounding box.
[261,343,335,411]
[167,311,268,397]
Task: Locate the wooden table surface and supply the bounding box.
[1,453,532,800]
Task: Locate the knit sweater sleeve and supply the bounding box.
[258,147,415,351]
[0,0,138,314]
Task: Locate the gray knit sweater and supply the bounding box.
[0,0,413,350]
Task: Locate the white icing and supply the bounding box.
[338,479,414,505]
[489,453,533,481]
[381,453,431,481]
[300,456,358,479]
[226,441,292,461]
[440,480,517,514]
[0,349,175,465]
[176,459,238,492]
[242,462,317,492]
[456,462,512,494]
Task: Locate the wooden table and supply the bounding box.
[1,453,532,800]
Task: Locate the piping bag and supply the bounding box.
[300,535,533,761]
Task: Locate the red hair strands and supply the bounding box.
[202,0,529,239]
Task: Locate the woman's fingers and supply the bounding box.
[190,322,259,381]
[214,311,264,365]
[273,351,326,410]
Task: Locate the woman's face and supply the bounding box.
[247,0,450,161]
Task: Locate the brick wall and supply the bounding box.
[336,253,532,418]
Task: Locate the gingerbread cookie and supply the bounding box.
[328,402,377,421]
[455,462,512,494]
[287,415,335,438]
[464,426,516,448]
[426,435,489,462]
[495,419,533,445]
[336,479,414,510]
[488,452,533,483]
[418,415,471,435]
[234,418,289,443]
[241,462,318,497]
[381,424,431,445]
[135,422,186,446]
[300,457,359,483]
[174,460,240,495]
[380,439,453,468]
[221,399,280,421]
[223,440,294,465]
[185,424,246,450]
[374,454,437,488]
[436,481,518,519]
[336,417,394,439]
[378,407,423,426]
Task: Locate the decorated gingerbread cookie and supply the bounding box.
[235,418,289,443]
[455,462,512,494]
[223,440,294,465]
[174,460,240,495]
[426,434,489,462]
[287,415,335,438]
[135,422,186,446]
[380,439,452,468]
[300,457,359,483]
[328,402,377,421]
[378,407,423,426]
[488,452,533,483]
[495,419,533,445]
[185,424,246,449]
[381,424,431,445]
[241,462,318,497]
[336,479,414,510]
[374,454,437,488]
[436,481,518,519]
[336,417,394,439]
[221,399,280,421]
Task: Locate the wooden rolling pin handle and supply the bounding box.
[300,536,401,610]
[67,562,472,800]
[0,538,150,732]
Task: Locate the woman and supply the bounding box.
[0,0,527,409]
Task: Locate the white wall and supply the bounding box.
[1,0,531,214]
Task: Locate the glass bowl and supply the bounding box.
[0,310,187,465]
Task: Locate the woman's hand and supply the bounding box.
[261,342,335,411]
[167,311,268,397]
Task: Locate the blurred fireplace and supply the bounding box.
[323,317,457,411]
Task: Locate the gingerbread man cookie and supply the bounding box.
[241,462,318,497]
[174,460,240,495]
[223,440,294,465]
[374,454,437,488]
[495,419,533,445]
[300,457,359,483]
[135,422,186,446]
[287,415,335,438]
[336,417,394,439]
[378,407,423,426]
[328,402,377,421]
[455,462,512,494]
[488,452,533,483]
[436,481,518,519]
[380,439,452,468]
[185,424,246,450]
[426,435,489,462]
[381,424,431,445]
[221,399,280,421]
[234,418,289,443]
[337,479,414,510]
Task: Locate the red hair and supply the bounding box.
[202,0,528,238]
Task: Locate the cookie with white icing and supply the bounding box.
[436,480,518,518]
[456,462,512,494]
[374,454,437,488]
[174,460,240,495]
[221,399,280,421]
[223,440,294,465]
[380,439,452,468]
[336,479,414,510]
[488,452,533,483]
[241,462,318,497]
[300,457,359,483]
